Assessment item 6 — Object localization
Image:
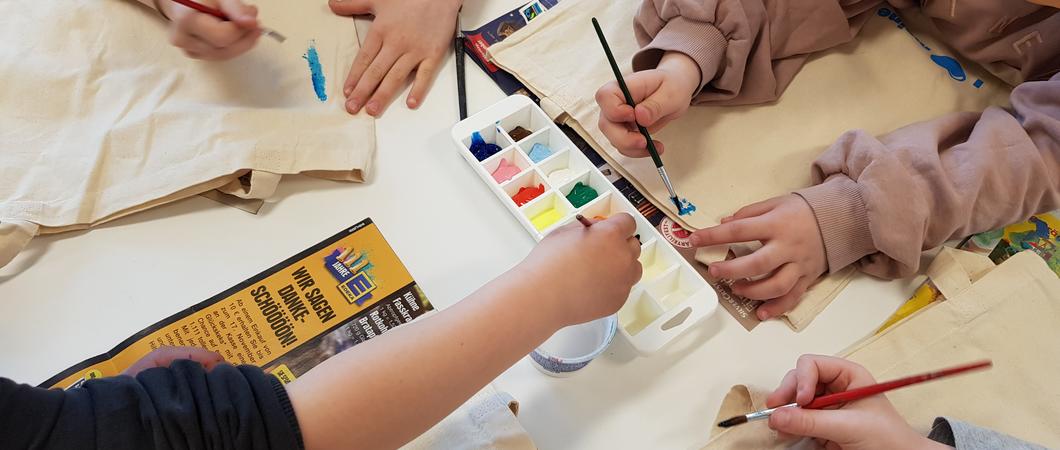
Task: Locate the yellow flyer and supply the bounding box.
[43,218,433,389]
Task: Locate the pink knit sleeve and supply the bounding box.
[632,0,880,105]
[796,74,1060,279]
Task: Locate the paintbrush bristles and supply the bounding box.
[263,28,286,43]
[716,415,748,428]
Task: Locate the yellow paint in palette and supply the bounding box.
[531,208,564,231]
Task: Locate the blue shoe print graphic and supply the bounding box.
[930,55,967,82]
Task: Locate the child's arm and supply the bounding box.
[597,0,880,156]
[0,216,640,450]
[793,73,1060,279]
[0,361,301,450]
[286,215,642,449]
[131,0,261,60]
[633,0,882,105]
[690,74,1059,319]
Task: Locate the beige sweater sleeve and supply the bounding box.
[795,73,1060,279]
[632,0,881,105]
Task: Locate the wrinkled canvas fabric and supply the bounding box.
[0,0,375,267]
[696,250,1060,449]
[404,385,537,450]
[489,0,1010,330]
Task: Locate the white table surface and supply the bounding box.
[0,2,923,448]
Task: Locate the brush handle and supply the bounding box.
[804,360,992,409]
[456,34,468,120]
[171,0,227,20]
[592,18,665,170]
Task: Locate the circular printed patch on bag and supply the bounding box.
[660,218,694,248]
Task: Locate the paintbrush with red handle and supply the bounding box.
[718,360,993,428]
[170,0,287,42]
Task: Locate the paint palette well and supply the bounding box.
[452,95,718,355]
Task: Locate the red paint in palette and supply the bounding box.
[512,184,545,206]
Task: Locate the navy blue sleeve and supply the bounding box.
[0,360,303,450]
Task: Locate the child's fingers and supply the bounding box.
[627,237,642,258]
[205,29,259,60]
[767,369,799,408]
[328,0,374,16]
[599,100,636,124]
[595,81,631,116]
[709,245,782,280]
[730,197,783,221]
[794,354,828,405]
[731,262,799,300]
[768,407,861,445]
[646,113,677,134]
[756,276,811,320]
[347,46,399,114]
[184,14,248,48]
[599,213,638,238]
[345,31,383,100]
[218,0,258,27]
[651,140,666,155]
[169,28,214,55]
[365,54,417,116]
[598,116,647,152]
[624,71,665,105]
[616,146,653,158]
[407,56,441,109]
[689,217,770,248]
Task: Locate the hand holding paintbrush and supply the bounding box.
[157,0,285,61]
[592,18,695,216]
[720,356,990,449]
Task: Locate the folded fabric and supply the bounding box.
[404,385,536,450]
[0,0,375,268]
[489,0,1009,330]
[697,250,1060,449]
[697,242,857,331]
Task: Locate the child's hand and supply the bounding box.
[521,214,642,327]
[766,355,947,450]
[330,0,462,117]
[595,51,700,158]
[162,0,261,60]
[122,346,225,376]
[690,195,826,320]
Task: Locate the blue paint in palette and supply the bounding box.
[469,131,502,161]
[528,143,554,163]
[303,41,328,102]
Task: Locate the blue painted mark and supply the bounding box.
[303,41,327,102]
[973,79,984,89]
[930,55,967,81]
[677,198,697,216]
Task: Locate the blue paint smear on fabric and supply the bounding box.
[303,41,328,102]
[930,54,966,81]
[677,198,697,216]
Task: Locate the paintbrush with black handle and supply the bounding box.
[592,17,687,213]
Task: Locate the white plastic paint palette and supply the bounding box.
[452,95,718,358]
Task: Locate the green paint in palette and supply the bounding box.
[566,182,598,208]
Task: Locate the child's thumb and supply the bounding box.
[634,98,670,128]
[219,0,257,26]
[768,407,859,445]
[329,0,374,16]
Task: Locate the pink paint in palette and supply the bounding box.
[452,95,719,358]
